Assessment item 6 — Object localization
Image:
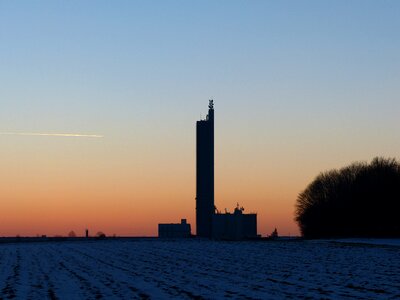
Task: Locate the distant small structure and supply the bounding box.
[212,204,258,240]
[96,232,106,239]
[85,229,89,238]
[158,219,191,238]
[269,228,278,239]
[68,230,76,238]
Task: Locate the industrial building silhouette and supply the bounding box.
[196,100,215,237]
[196,100,257,240]
[159,100,258,240]
[158,219,191,238]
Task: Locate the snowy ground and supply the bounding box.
[0,239,399,299]
[329,238,400,247]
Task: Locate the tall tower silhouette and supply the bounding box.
[196,100,214,237]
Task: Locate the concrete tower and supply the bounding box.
[196,100,215,237]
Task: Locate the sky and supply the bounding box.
[1,1,399,237]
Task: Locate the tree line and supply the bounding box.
[296,157,400,238]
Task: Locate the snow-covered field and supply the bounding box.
[329,238,400,247]
[0,239,399,299]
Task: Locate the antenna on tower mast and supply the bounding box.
[209,99,214,109]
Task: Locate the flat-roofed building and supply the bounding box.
[158,219,191,238]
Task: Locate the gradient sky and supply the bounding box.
[1,1,399,237]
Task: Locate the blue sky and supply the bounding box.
[1,1,399,130]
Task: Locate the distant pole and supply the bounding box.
[85,229,89,238]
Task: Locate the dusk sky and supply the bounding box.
[1,1,399,237]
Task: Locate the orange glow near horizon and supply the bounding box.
[3,118,396,238]
[0,133,305,237]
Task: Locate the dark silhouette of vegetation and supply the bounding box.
[96,232,106,239]
[296,157,400,238]
[68,230,76,238]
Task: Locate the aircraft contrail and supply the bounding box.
[0,132,104,138]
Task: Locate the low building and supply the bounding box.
[212,205,257,240]
[158,219,191,238]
